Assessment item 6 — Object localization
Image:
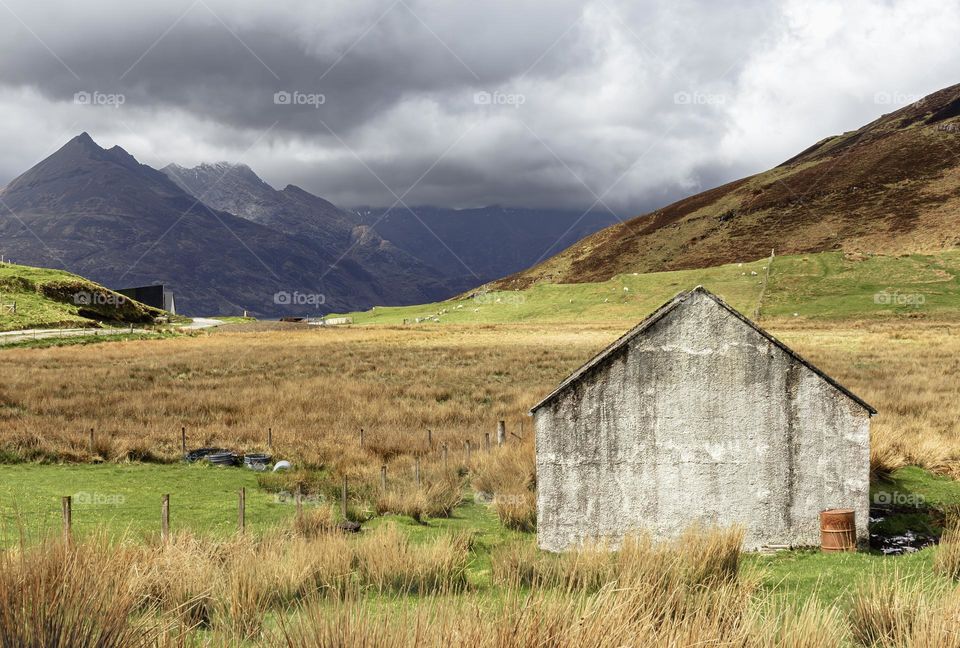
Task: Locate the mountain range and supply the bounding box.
[0,134,615,315]
[490,82,960,290]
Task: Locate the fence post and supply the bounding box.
[161,494,170,542]
[381,465,387,490]
[465,440,471,463]
[181,426,186,453]
[341,476,348,519]
[359,428,364,447]
[497,420,506,446]
[427,429,432,447]
[268,427,273,449]
[484,433,491,452]
[238,488,246,533]
[443,443,448,470]
[415,457,421,486]
[61,496,72,544]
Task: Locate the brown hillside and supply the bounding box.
[491,83,960,289]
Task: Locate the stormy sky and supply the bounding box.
[0,0,958,215]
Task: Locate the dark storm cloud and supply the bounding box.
[0,0,958,213]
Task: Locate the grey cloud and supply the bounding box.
[0,0,958,214]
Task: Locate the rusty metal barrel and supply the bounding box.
[820,509,857,552]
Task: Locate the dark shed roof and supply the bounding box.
[529,286,877,415]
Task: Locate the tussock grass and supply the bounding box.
[934,519,960,580]
[8,522,960,646]
[492,526,743,593]
[846,572,946,648]
[374,467,464,523]
[0,538,157,647]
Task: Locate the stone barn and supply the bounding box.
[532,286,874,552]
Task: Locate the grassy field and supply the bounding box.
[0,463,297,544]
[3,253,960,645]
[335,250,960,325]
[1,317,958,481]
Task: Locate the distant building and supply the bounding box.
[116,284,176,314]
[310,316,353,326]
[532,286,874,552]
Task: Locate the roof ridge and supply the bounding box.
[529,286,876,415]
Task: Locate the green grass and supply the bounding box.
[879,466,960,508]
[0,331,166,350]
[0,463,300,545]
[0,261,160,331]
[335,250,960,325]
[750,546,935,606]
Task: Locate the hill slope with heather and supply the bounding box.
[490,83,960,291]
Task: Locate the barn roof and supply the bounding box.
[529,286,877,415]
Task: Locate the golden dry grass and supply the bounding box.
[1,318,957,484]
[0,324,597,470]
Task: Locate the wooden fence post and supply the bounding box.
[268,427,273,449]
[415,457,421,486]
[238,488,246,533]
[427,429,432,447]
[359,428,364,447]
[497,420,506,446]
[381,465,387,490]
[341,476,348,519]
[161,494,170,542]
[181,426,186,453]
[484,433,491,452]
[61,496,72,545]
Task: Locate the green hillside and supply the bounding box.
[0,262,161,332]
[337,250,960,325]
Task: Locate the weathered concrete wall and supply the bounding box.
[535,291,870,552]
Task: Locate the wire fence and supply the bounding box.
[0,486,334,546]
